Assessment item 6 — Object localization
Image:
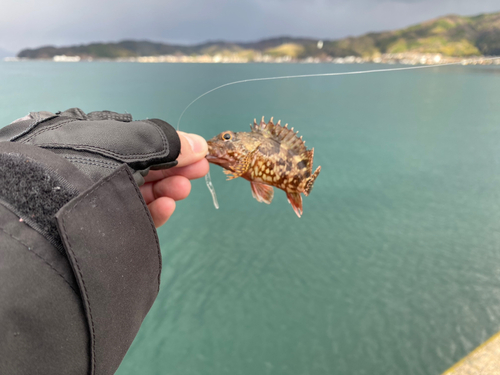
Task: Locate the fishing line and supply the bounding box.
[177,58,497,209]
[176,60,495,130]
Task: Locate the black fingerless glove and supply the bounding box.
[0,107,181,185]
[0,108,181,250]
[0,109,179,375]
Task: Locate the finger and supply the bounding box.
[144,158,209,183]
[148,197,176,228]
[176,132,208,168]
[140,175,192,204]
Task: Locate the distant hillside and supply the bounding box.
[17,37,318,60]
[17,11,500,60]
[322,12,500,57]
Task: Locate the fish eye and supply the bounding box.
[222,132,232,141]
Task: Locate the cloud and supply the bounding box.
[0,0,499,53]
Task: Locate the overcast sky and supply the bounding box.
[1,0,499,53]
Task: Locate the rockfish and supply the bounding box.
[206,117,321,218]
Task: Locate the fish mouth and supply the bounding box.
[205,153,235,171]
[206,143,234,165]
[205,155,227,164]
[206,154,234,167]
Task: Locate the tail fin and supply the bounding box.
[304,166,321,196]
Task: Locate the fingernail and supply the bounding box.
[183,133,207,154]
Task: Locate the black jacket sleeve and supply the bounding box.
[0,112,174,374]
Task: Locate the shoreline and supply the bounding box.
[4,53,500,66]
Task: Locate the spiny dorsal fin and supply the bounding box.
[251,117,307,154]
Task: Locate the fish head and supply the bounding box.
[206,131,251,171]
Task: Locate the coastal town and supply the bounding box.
[5,50,500,65]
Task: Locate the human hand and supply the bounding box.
[140,132,209,227]
[1,108,204,228]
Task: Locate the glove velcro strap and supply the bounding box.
[0,153,78,251]
[0,143,93,251]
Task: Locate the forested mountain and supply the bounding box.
[17,11,500,59]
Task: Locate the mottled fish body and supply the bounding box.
[206,117,321,217]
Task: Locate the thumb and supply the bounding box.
[176,131,208,168]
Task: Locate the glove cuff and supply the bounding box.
[0,141,163,375]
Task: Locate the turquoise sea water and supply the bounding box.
[2,61,500,374]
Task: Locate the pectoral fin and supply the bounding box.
[286,192,303,218]
[250,181,274,204]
